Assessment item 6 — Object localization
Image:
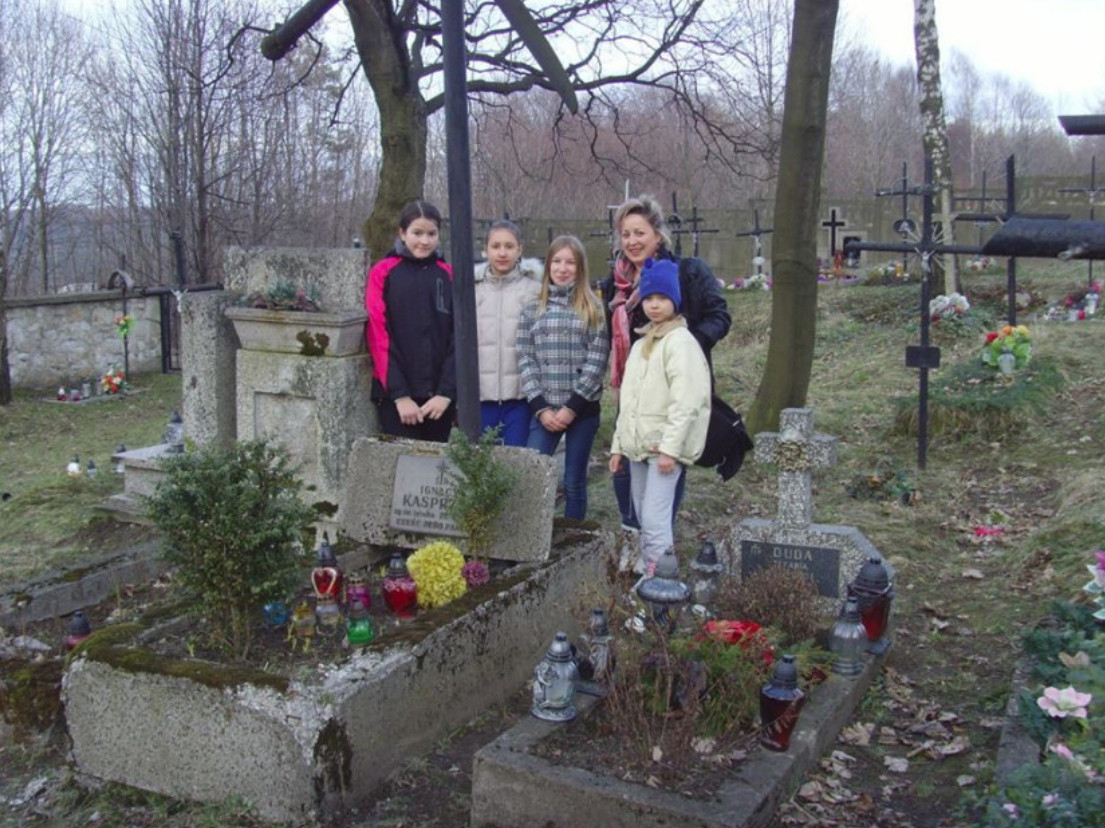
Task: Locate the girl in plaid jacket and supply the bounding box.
[516,236,610,520]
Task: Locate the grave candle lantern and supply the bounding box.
[578,608,614,685]
[315,595,342,630]
[86,460,98,479]
[851,555,894,655]
[531,631,579,722]
[635,547,690,633]
[382,552,418,617]
[65,610,93,651]
[57,387,67,401]
[311,535,344,602]
[689,540,724,611]
[759,653,806,751]
[345,601,375,646]
[830,592,867,677]
[345,572,372,612]
[113,445,127,475]
[262,600,289,627]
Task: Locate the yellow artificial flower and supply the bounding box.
[407,541,467,608]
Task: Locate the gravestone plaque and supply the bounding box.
[389,455,465,537]
[739,539,841,597]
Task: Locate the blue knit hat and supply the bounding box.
[638,258,681,310]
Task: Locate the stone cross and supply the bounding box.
[753,408,838,529]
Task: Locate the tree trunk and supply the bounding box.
[913,0,959,294]
[0,249,11,405]
[346,0,428,261]
[747,0,838,433]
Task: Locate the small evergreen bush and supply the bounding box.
[144,440,316,659]
[443,428,518,558]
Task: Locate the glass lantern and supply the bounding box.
[852,555,895,655]
[345,572,372,613]
[636,547,690,633]
[760,654,806,751]
[383,552,418,617]
[315,595,342,631]
[311,535,344,602]
[830,592,867,677]
[997,348,1016,376]
[532,631,580,722]
[65,610,93,651]
[689,540,724,611]
[345,602,375,647]
[578,608,614,685]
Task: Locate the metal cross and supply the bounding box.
[734,210,774,276]
[844,158,980,470]
[669,193,719,258]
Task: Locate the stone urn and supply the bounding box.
[224,306,368,357]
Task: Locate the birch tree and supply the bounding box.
[913,0,958,293]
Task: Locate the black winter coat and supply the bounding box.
[599,249,731,365]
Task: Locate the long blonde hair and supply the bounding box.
[537,235,603,331]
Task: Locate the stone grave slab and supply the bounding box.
[63,530,607,824]
[729,408,888,607]
[342,437,556,562]
[223,246,369,313]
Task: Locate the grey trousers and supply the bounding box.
[629,458,685,570]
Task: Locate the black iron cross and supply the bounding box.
[820,208,847,258]
[261,0,579,439]
[669,193,719,258]
[845,158,980,470]
[875,162,916,277]
[734,210,774,276]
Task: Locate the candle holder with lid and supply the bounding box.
[532,632,580,722]
[383,552,418,617]
[636,547,690,633]
[689,540,724,613]
[760,654,806,751]
[311,535,344,602]
[830,591,867,677]
[851,556,894,655]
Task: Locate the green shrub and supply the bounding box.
[443,428,517,558]
[893,356,1064,441]
[143,440,316,659]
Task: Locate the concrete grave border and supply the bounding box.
[472,653,882,828]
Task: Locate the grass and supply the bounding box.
[0,373,181,583]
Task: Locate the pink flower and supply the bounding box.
[974,525,1004,538]
[1042,793,1058,807]
[460,559,490,588]
[1037,686,1092,718]
[1095,550,1105,572]
[1049,742,1074,761]
[1002,803,1018,817]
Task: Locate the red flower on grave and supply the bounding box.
[702,620,775,666]
[985,332,999,344]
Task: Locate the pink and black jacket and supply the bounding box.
[365,242,456,404]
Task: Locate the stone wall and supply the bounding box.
[6,292,164,390]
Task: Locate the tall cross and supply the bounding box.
[669,193,719,257]
[590,207,618,268]
[752,409,838,529]
[734,210,774,276]
[820,208,847,258]
[845,158,980,469]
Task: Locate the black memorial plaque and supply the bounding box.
[740,540,841,597]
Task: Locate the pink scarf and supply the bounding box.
[608,257,640,389]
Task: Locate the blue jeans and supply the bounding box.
[613,455,686,531]
[527,412,601,520]
[480,400,531,447]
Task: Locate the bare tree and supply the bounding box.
[748,0,838,431]
[328,0,721,257]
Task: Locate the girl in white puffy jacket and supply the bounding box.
[474,219,542,445]
[608,258,711,575]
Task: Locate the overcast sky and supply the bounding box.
[839,0,1105,114]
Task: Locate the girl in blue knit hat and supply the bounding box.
[608,258,712,576]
